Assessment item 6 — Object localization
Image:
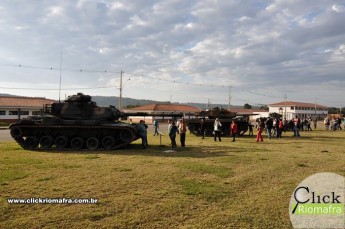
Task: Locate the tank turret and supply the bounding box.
[48,92,122,121]
[196,107,237,119]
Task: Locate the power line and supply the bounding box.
[0,86,116,90]
[0,62,121,74]
[1,61,343,106]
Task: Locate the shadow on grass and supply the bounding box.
[23,143,245,158]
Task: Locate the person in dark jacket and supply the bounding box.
[136,120,148,149]
[200,118,206,139]
[265,118,273,139]
[168,121,178,149]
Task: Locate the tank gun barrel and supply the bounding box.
[120,112,183,118]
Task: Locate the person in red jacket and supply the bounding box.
[256,119,264,142]
[230,120,238,142]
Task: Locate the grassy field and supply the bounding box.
[0,128,344,228]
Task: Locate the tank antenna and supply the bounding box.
[58,48,63,102]
[228,86,231,111]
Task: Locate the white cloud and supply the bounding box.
[332,4,345,13]
[0,0,344,107]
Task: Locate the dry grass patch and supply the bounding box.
[0,129,344,228]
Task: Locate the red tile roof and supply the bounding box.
[129,104,201,112]
[0,96,55,107]
[270,101,327,109]
[230,108,268,114]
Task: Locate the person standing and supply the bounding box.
[256,119,264,142]
[277,118,283,138]
[248,122,254,136]
[214,118,222,141]
[230,120,238,142]
[293,115,301,137]
[152,118,159,136]
[168,121,178,149]
[200,118,206,139]
[136,120,148,149]
[337,118,343,130]
[265,117,273,139]
[283,118,288,132]
[324,117,330,130]
[178,117,187,147]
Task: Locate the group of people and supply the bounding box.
[324,116,344,131]
[136,118,187,149]
[136,114,345,149]
[256,115,302,141]
[212,118,238,142]
[167,118,187,149]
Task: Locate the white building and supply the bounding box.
[0,96,55,124]
[123,103,201,123]
[230,108,269,121]
[269,101,328,120]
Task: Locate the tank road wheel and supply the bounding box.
[86,137,99,150]
[10,126,22,139]
[101,136,115,149]
[24,136,39,150]
[39,135,54,149]
[55,136,68,150]
[70,137,84,150]
[120,129,133,142]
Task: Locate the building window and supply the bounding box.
[9,111,18,115]
[0,111,5,115]
[20,111,29,115]
[290,106,294,110]
[32,111,41,115]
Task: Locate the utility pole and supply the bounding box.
[228,86,231,111]
[206,99,210,109]
[284,94,287,119]
[119,70,123,111]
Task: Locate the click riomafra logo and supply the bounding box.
[289,172,345,228]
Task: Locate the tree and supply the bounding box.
[328,107,345,115]
[126,104,141,109]
[260,105,269,111]
[328,107,339,114]
[244,103,252,109]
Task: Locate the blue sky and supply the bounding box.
[0,0,344,107]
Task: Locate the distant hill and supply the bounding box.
[92,96,242,110]
[1,93,244,110]
[0,93,17,97]
[92,96,170,108]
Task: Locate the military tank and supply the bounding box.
[9,93,151,150]
[187,107,250,136]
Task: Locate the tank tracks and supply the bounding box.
[9,123,139,151]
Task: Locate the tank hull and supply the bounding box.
[9,119,139,150]
[187,119,249,137]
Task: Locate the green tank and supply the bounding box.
[9,93,143,150]
[187,107,250,136]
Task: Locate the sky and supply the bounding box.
[0,0,344,107]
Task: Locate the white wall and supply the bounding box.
[0,107,42,120]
